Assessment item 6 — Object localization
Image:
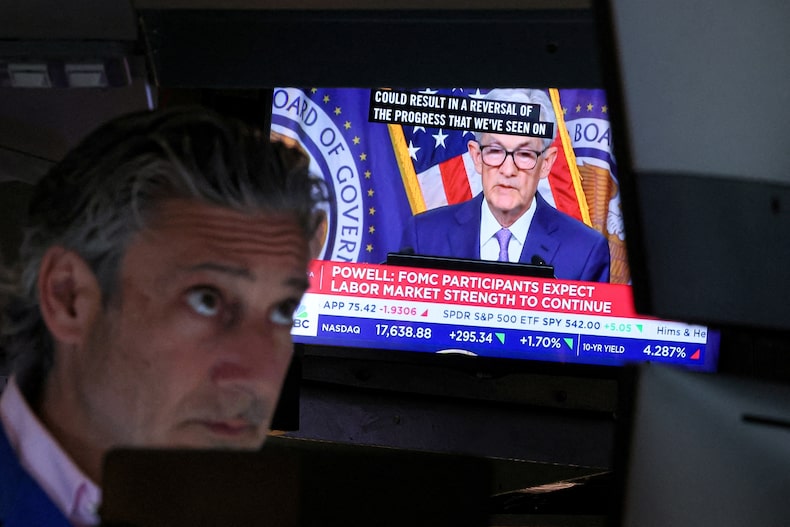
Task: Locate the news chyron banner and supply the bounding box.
[292,261,717,371]
[270,87,627,283]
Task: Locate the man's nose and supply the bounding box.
[210,328,293,389]
[499,153,519,175]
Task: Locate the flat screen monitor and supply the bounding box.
[272,86,720,373]
[597,0,790,331]
[617,364,790,526]
[100,437,491,527]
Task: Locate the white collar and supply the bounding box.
[0,376,102,526]
[480,194,537,246]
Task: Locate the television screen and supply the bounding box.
[272,86,719,372]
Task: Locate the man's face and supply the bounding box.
[469,133,556,226]
[73,199,311,450]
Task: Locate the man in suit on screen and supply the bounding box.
[400,88,610,283]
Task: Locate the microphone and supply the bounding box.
[531,254,556,279]
[531,254,548,266]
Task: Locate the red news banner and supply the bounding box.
[308,260,639,319]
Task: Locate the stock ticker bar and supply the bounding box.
[291,261,715,369]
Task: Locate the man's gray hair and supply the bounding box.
[473,88,557,149]
[1,106,327,386]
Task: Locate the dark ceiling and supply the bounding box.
[0,0,598,184]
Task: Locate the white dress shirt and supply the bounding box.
[0,377,101,526]
[479,196,537,262]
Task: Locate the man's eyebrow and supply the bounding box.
[488,139,535,148]
[179,263,310,292]
[182,262,255,280]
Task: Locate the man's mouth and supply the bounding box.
[200,419,258,437]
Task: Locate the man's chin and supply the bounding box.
[489,190,522,206]
[489,200,526,220]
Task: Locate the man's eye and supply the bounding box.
[186,287,222,317]
[270,300,299,327]
[515,150,537,161]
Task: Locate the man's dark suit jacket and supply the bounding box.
[0,420,72,526]
[400,192,611,282]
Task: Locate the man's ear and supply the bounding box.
[37,247,103,347]
[538,145,559,180]
[467,139,484,174]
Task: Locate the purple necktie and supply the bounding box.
[495,228,512,262]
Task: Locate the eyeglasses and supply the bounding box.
[479,143,549,170]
